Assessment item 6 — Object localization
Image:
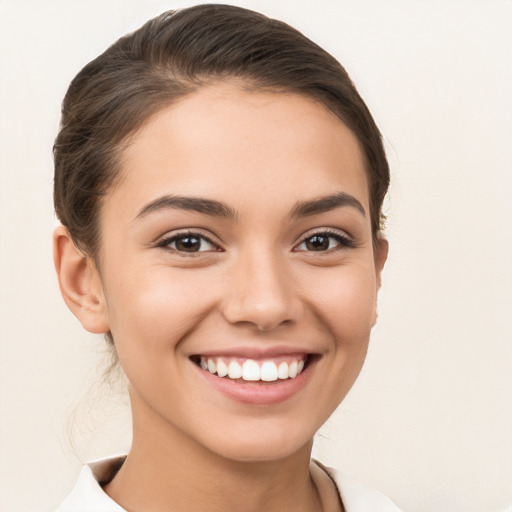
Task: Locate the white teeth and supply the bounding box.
[288,360,298,379]
[216,359,228,378]
[260,361,278,382]
[200,356,307,382]
[228,361,242,379]
[242,360,260,381]
[207,359,217,374]
[278,362,289,380]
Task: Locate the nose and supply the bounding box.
[221,247,302,331]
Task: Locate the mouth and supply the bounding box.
[189,349,318,404]
[190,354,310,383]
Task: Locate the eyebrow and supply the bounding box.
[135,191,365,222]
[135,195,237,220]
[289,192,366,219]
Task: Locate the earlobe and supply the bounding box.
[53,225,109,334]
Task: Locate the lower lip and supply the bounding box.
[194,360,314,405]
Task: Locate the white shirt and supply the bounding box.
[55,456,402,512]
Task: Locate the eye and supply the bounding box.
[294,230,354,252]
[157,232,219,253]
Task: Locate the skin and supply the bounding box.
[54,83,388,512]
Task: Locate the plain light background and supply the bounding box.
[0,1,511,511]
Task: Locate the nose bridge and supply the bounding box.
[222,242,300,331]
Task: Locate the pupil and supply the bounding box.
[306,235,329,251]
[176,236,201,252]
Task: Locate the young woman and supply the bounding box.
[53,5,399,511]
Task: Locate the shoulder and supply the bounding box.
[55,456,127,512]
[313,460,402,512]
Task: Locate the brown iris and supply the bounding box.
[175,235,202,252]
[304,235,330,251]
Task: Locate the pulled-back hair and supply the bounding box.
[54,4,389,259]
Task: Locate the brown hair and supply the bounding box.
[54,3,389,259]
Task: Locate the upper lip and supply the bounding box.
[190,345,318,359]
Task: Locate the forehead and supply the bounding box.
[111,83,369,217]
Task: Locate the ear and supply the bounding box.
[374,237,389,289]
[372,236,389,326]
[53,225,109,334]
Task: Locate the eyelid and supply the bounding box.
[153,229,223,253]
[293,227,355,251]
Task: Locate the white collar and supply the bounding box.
[314,460,402,512]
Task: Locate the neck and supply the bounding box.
[104,399,322,512]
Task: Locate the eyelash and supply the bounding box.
[155,228,354,255]
[293,229,355,253]
[155,231,220,254]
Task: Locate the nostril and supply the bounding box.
[222,297,301,332]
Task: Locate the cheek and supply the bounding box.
[316,266,377,400]
[306,262,378,342]
[103,267,217,360]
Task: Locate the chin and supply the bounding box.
[197,417,318,464]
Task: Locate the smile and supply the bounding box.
[198,356,307,382]
[190,352,315,405]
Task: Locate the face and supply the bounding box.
[91,83,387,462]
